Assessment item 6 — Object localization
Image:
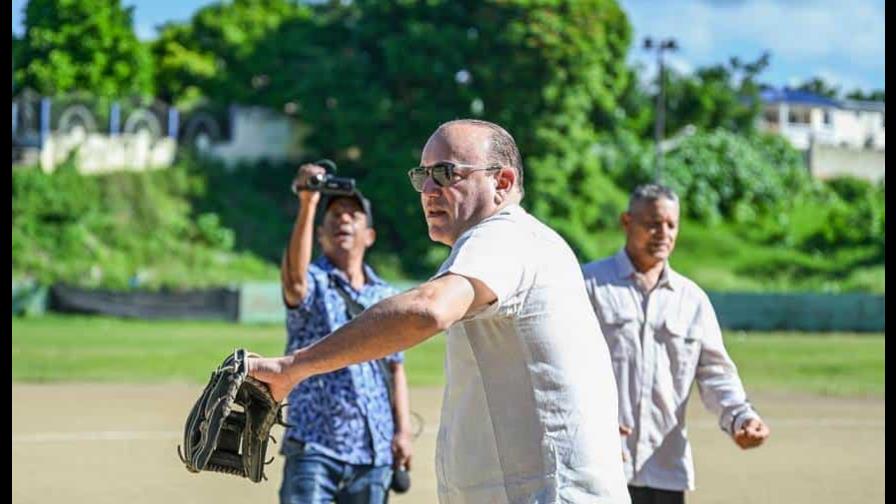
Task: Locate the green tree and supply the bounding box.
[664,52,770,136]
[151,0,308,107]
[806,177,885,253]
[14,0,153,97]
[597,129,813,226]
[13,33,23,72]
[796,76,841,99]
[614,52,771,141]
[231,0,633,274]
[845,88,885,102]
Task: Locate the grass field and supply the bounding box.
[11,315,884,396]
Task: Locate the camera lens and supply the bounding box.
[307,173,326,188]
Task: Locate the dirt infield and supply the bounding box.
[12,384,883,503]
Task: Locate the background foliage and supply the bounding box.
[10,0,885,293]
[12,161,276,290]
[14,0,154,97]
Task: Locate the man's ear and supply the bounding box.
[494,167,516,205]
[363,227,376,248]
[620,212,631,231]
[496,166,515,192]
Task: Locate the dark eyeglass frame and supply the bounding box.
[407,162,502,192]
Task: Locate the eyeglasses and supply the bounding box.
[407,162,501,192]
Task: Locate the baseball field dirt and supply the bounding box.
[12,384,883,503]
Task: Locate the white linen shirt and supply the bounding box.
[581,249,760,492]
[433,204,630,504]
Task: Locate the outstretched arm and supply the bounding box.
[249,272,495,401]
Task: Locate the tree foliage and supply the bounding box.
[805,176,885,253]
[151,0,309,107]
[845,88,885,102]
[12,0,882,289]
[598,129,813,225]
[14,0,153,97]
[190,0,634,273]
[796,76,841,99]
[661,130,813,225]
[622,52,771,139]
[12,161,275,289]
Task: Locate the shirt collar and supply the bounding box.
[614,248,679,291]
[484,202,525,222]
[316,255,386,288]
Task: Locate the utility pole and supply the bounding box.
[643,37,677,182]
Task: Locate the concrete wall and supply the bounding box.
[808,142,886,182]
[18,104,303,174]
[205,106,305,167]
[38,130,177,174]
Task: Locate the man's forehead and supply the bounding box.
[630,197,679,216]
[421,124,491,163]
[325,196,363,212]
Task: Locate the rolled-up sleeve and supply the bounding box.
[694,293,761,435]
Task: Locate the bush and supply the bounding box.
[661,130,814,224]
[12,160,276,289]
[597,129,815,225]
[803,176,885,253]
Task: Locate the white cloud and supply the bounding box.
[621,0,884,89]
[625,0,882,63]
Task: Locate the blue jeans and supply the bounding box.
[280,441,393,504]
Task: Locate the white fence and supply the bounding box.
[12,89,304,173]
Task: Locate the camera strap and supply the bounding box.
[329,274,416,493]
[328,275,396,406]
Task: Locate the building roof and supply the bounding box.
[760,88,841,108]
[840,99,886,113]
[760,87,885,113]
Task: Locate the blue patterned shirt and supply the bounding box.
[283,256,403,466]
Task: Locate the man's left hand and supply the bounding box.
[733,418,770,449]
[392,431,413,470]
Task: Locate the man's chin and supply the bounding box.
[427,226,453,246]
[649,250,671,261]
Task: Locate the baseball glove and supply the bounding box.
[177,348,288,482]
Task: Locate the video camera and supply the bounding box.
[291,159,356,196]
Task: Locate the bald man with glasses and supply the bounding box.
[249,119,631,503]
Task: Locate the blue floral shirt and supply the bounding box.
[283,256,403,466]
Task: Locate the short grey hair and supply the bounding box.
[628,183,679,212]
[438,119,525,196]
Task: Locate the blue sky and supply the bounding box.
[11,0,885,93]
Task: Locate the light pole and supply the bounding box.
[643,37,677,182]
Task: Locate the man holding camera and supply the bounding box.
[277,162,413,504]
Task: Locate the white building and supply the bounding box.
[758,88,885,151]
[758,88,884,182]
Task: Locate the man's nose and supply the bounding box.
[421,175,441,195]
